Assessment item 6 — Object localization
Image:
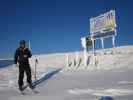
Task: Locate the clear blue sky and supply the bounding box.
[0,0,133,58]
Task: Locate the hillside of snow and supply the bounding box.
[0,45,133,100]
[29,45,133,71]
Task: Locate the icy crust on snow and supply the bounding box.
[29,45,133,71]
[68,88,133,96]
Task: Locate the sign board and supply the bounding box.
[90,10,116,38]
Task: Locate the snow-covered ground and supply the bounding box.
[0,45,133,100]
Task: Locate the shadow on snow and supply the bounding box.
[32,68,62,87]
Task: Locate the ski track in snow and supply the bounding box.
[118,81,133,85]
[68,88,133,97]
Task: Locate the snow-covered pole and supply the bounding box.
[101,38,105,54]
[83,49,87,66]
[91,38,96,66]
[66,54,69,67]
[75,51,79,67]
[92,38,95,57]
[112,29,117,48]
[101,38,104,49]
[81,37,87,66]
[112,35,115,48]
[112,33,116,54]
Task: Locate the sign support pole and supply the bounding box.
[112,36,115,48]
[101,38,105,54]
[92,38,95,66]
[83,49,87,66]
[92,38,95,56]
[112,29,116,48]
[101,38,104,49]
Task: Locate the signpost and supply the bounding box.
[79,10,117,68]
[90,10,117,55]
[80,10,117,67]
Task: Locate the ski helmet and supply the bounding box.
[19,40,26,45]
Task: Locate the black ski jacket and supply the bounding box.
[14,47,32,64]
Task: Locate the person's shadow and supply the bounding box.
[20,68,62,92]
[32,68,62,87]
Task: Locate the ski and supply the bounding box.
[20,83,36,91]
[19,88,27,95]
[19,85,38,95]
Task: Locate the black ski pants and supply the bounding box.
[18,63,32,87]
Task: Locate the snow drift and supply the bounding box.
[29,45,133,71]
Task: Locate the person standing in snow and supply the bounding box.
[14,40,34,91]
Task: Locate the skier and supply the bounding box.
[14,40,34,91]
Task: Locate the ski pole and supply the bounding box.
[34,58,38,81]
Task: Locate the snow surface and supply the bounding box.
[0,45,133,100]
